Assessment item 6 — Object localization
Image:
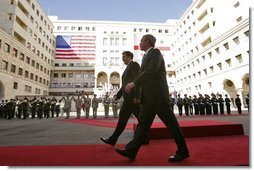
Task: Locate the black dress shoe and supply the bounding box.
[168,153,189,161]
[100,137,116,146]
[115,147,136,161]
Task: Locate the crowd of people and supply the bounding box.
[0,92,249,120]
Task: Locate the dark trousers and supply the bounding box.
[108,102,141,143]
[125,103,188,156]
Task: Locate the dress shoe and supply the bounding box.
[100,137,116,146]
[168,153,189,161]
[115,147,136,161]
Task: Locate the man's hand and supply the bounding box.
[125,82,135,94]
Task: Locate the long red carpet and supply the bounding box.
[0,135,248,166]
[61,119,244,138]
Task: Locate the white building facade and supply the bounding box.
[49,17,176,97]
[0,0,55,100]
[170,0,249,105]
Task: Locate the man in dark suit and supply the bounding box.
[114,34,189,162]
[100,51,149,146]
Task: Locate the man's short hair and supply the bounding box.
[122,51,133,59]
[143,34,156,47]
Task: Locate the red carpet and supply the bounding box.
[0,135,248,166]
[61,119,244,138]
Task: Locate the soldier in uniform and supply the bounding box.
[225,94,231,114]
[103,93,111,118]
[44,98,51,118]
[204,94,212,115]
[84,94,91,118]
[198,94,205,115]
[31,98,38,118]
[92,94,99,118]
[0,100,4,119]
[63,95,72,119]
[176,94,183,116]
[188,96,193,115]
[192,95,199,115]
[218,94,224,114]
[37,98,44,119]
[72,95,83,119]
[112,95,119,118]
[235,94,242,114]
[21,98,29,119]
[211,93,218,115]
[183,94,189,116]
[50,98,57,118]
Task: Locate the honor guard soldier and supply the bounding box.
[192,95,199,115]
[112,95,119,118]
[0,100,4,118]
[245,94,249,112]
[235,94,242,114]
[204,94,212,115]
[55,100,61,117]
[189,96,193,115]
[21,98,29,119]
[84,94,91,118]
[183,94,190,116]
[211,93,219,115]
[218,94,224,114]
[103,93,111,118]
[72,95,82,119]
[37,98,44,119]
[92,94,99,118]
[31,98,38,118]
[225,94,231,114]
[176,95,183,116]
[63,95,72,119]
[198,94,205,115]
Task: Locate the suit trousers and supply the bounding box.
[125,103,188,156]
[108,101,140,142]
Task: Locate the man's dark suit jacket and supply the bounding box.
[116,61,141,103]
[134,48,169,105]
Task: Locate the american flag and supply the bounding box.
[55,35,96,60]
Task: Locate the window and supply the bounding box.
[25,71,29,78]
[26,57,30,64]
[103,38,107,45]
[223,42,229,50]
[4,43,10,53]
[2,61,8,70]
[217,63,222,70]
[233,36,240,45]
[123,38,127,46]
[11,64,16,73]
[235,54,243,63]
[18,68,23,76]
[13,82,18,89]
[61,73,66,78]
[13,48,18,57]
[225,59,231,67]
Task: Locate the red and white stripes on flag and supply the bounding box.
[55,35,96,60]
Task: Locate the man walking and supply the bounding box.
[115,34,189,162]
[100,51,149,146]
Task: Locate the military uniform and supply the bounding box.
[103,94,111,118]
[198,94,205,115]
[183,94,190,116]
[218,94,224,114]
[112,95,119,118]
[225,95,231,114]
[92,95,99,118]
[235,94,242,114]
[84,95,91,118]
[211,94,218,115]
[192,95,199,115]
[73,96,82,119]
[176,95,183,116]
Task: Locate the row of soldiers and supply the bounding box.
[0,97,62,120]
[169,93,248,116]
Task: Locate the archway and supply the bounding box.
[96,72,108,87]
[110,72,120,88]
